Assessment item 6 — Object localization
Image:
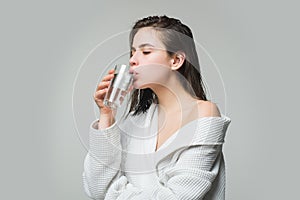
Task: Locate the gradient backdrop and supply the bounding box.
[1,0,299,199]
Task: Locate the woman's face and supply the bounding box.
[129,27,173,89]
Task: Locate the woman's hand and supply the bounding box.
[94,69,115,115]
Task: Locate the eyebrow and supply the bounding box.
[131,43,155,51]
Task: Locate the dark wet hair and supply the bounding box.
[129,15,207,115]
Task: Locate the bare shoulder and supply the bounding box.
[196,100,221,118]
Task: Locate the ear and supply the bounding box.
[170,51,186,70]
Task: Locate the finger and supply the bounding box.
[120,90,127,96]
[102,74,114,81]
[97,81,110,90]
[94,89,108,100]
[108,69,115,74]
[119,96,124,104]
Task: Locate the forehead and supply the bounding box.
[132,27,165,49]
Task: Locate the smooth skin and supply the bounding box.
[94,69,116,129]
[94,27,221,150]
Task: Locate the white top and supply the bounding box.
[83,103,231,199]
[124,105,179,190]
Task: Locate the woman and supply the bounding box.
[83,15,231,200]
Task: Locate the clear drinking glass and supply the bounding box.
[103,64,133,109]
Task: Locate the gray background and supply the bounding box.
[1,0,299,199]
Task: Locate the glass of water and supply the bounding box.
[103,64,133,110]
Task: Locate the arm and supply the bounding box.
[83,120,123,200]
[104,144,224,200]
[84,68,123,199]
[103,115,231,200]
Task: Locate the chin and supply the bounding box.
[133,81,150,90]
[133,82,142,89]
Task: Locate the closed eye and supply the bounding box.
[142,51,151,55]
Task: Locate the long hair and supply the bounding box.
[129,15,207,116]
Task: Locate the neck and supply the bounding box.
[151,82,197,114]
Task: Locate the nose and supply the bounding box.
[129,52,139,74]
[129,51,139,67]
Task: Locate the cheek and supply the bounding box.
[135,64,171,87]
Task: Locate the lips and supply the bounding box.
[132,74,138,82]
